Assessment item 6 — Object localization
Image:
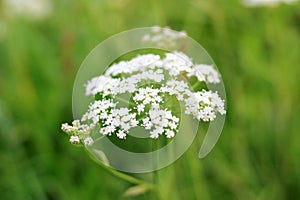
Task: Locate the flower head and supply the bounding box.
[61,28,226,145]
[142,26,187,49]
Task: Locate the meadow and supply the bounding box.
[0,0,299,199]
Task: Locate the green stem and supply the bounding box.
[93,135,105,142]
[84,148,154,189]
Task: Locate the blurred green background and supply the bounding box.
[0,0,300,199]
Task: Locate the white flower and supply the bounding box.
[144,106,179,138]
[150,130,160,139]
[137,104,145,114]
[100,127,111,136]
[75,53,224,140]
[70,136,80,144]
[62,118,96,145]
[130,118,139,127]
[62,35,226,142]
[142,26,187,49]
[97,107,139,138]
[117,130,127,139]
[84,137,94,146]
[168,121,177,130]
[163,79,192,102]
[163,52,193,76]
[133,87,163,108]
[61,123,74,133]
[142,117,153,130]
[130,54,161,70]
[199,106,216,122]
[72,120,81,127]
[185,90,226,121]
[107,125,116,134]
[105,54,161,76]
[85,76,120,96]
[165,130,175,138]
[81,99,116,126]
[187,64,220,84]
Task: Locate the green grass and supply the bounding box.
[0,0,300,199]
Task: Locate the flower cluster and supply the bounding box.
[144,105,179,139]
[100,108,138,139]
[185,90,226,121]
[62,37,226,145]
[61,120,94,146]
[133,87,180,138]
[142,26,187,49]
[81,99,116,125]
[187,64,220,84]
[97,51,220,84]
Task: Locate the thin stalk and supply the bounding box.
[84,148,154,189]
